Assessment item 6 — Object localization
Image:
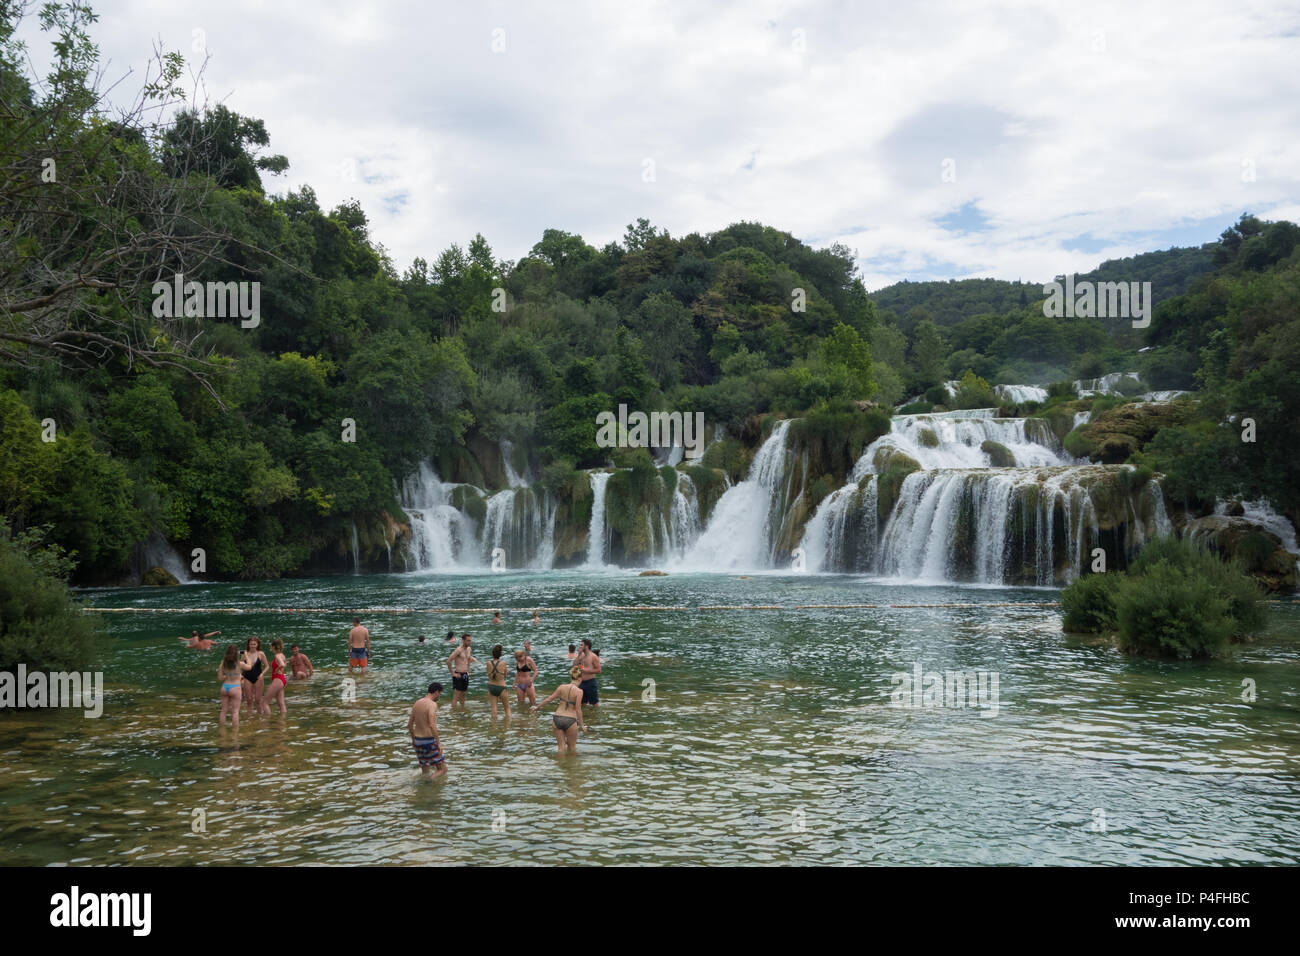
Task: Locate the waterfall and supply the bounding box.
[500,438,528,487]
[666,471,702,559]
[585,471,612,567]
[853,411,1070,473]
[399,462,480,571]
[1073,371,1141,397]
[134,530,193,584]
[994,383,1048,404]
[350,519,360,573]
[801,477,877,573]
[676,419,794,570]
[483,487,553,569]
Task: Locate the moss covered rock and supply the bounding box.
[1070,400,1197,464]
[1185,515,1299,592]
[141,566,179,586]
[981,440,1016,468]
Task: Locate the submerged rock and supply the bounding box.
[639,569,668,576]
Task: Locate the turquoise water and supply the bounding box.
[1,571,1298,865]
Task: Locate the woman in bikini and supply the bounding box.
[218,645,249,727]
[537,664,586,755]
[262,638,289,716]
[485,644,511,719]
[513,648,538,707]
[241,637,269,716]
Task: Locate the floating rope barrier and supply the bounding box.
[83,601,1070,614]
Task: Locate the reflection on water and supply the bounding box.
[1,572,1298,865]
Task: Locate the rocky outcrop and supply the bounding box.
[1184,514,1298,592]
[1066,399,1197,464]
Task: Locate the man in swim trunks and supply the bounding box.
[289,644,313,678]
[575,638,602,707]
[348,616,370,672]
[180,628,221,650]
[447,633,476,707]
[408,682,446,779]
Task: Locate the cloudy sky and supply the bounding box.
[20,0,1300,289]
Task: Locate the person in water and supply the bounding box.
[241,637,269,715]
[444,630,456,643]
[532,610,540,625]
[514,648,538,707]
[537,664,586,755]
[492,610,502,625]
[485,645,511,719]
[181,628,221,650]
[447,634,476,708]
[574,638,602,707]
[289,645,313,679]
[417,635,426,645]
[566,644,576,660]
[408,682,446,779]
[347,616,370,672]
[261,639,289,715]
[218,644,250,727]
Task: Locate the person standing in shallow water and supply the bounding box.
[347,616,370,672]
[575,638,601,708]
[262,639,289,715]
[408,683,446,779]
[218,644,250,727]
[514,648,538,707]
[485,644,511,719]
[241,637,269,715]
[447,634,476,708]
[537,664,586,755]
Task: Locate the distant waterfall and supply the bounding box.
[400,463,481,571]
[500,438,529,487]
[677,419,794,570]
[666,471,702,559]
[483,487,554,570]
[586,471,612,567]
[994,384,1048,404]
[350,519,360,573]
[801,478,878,573]
[855,410,1070,473]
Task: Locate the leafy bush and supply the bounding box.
[0,522,101,672]
[1060,573,1120,633]
[951,369,997,410]
[898,401,932,414]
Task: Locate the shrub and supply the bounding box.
[980,440,1016,468]
[0,522,101,672]
[1128,536,1265,634]
[1114,563,1234,658]
[898,401,932,415]
[951,369,997,410]
[924,385,949,405]
[1060,573,1120,633]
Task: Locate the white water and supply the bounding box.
[676,420,794,570]
[350,519,360,574]
[585,471,612,567]
[852,411,1069,474]
[400,462,481,571]
[994,383,1049,404]
[500,438,529,487]
[1073,371,1142,397]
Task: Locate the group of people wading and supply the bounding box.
[194,613,603,780]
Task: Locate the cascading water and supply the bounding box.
[676,419,794,570]
[482,487,554,570]
[994,383,1048,404]
[400,462,481,571]
[855,411,1071,472]
[350,519,360,574]
[586,471,612,567]
[500,438,529,487]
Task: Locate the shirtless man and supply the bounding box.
[289,644,313,678]
[575,638,602,708]
[347,617,370,672]
[408,683,446,779]
[492,611,502,625]
[180,628,221,650]
[447,633,477,707]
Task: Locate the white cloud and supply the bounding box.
[21,0,1300,286]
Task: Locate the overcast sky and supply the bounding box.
[20,0,1300,289]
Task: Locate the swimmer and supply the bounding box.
[447,633,476,708]
[492,610,502,625]
[444,630,456,644]
[532,610,540,625]
[262,639,289,715]
[408,683,447,779]
[218,644,248,727]
[347,616,370,672]
[575,638,602,708]
[566,644,576,660]
[485,644,511,719]
[181,628,221,650]
[417,635,426,645]
[513,649,538,707]
[537,664,586,755]
[289,645,313,679]
[241,637,269,715]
